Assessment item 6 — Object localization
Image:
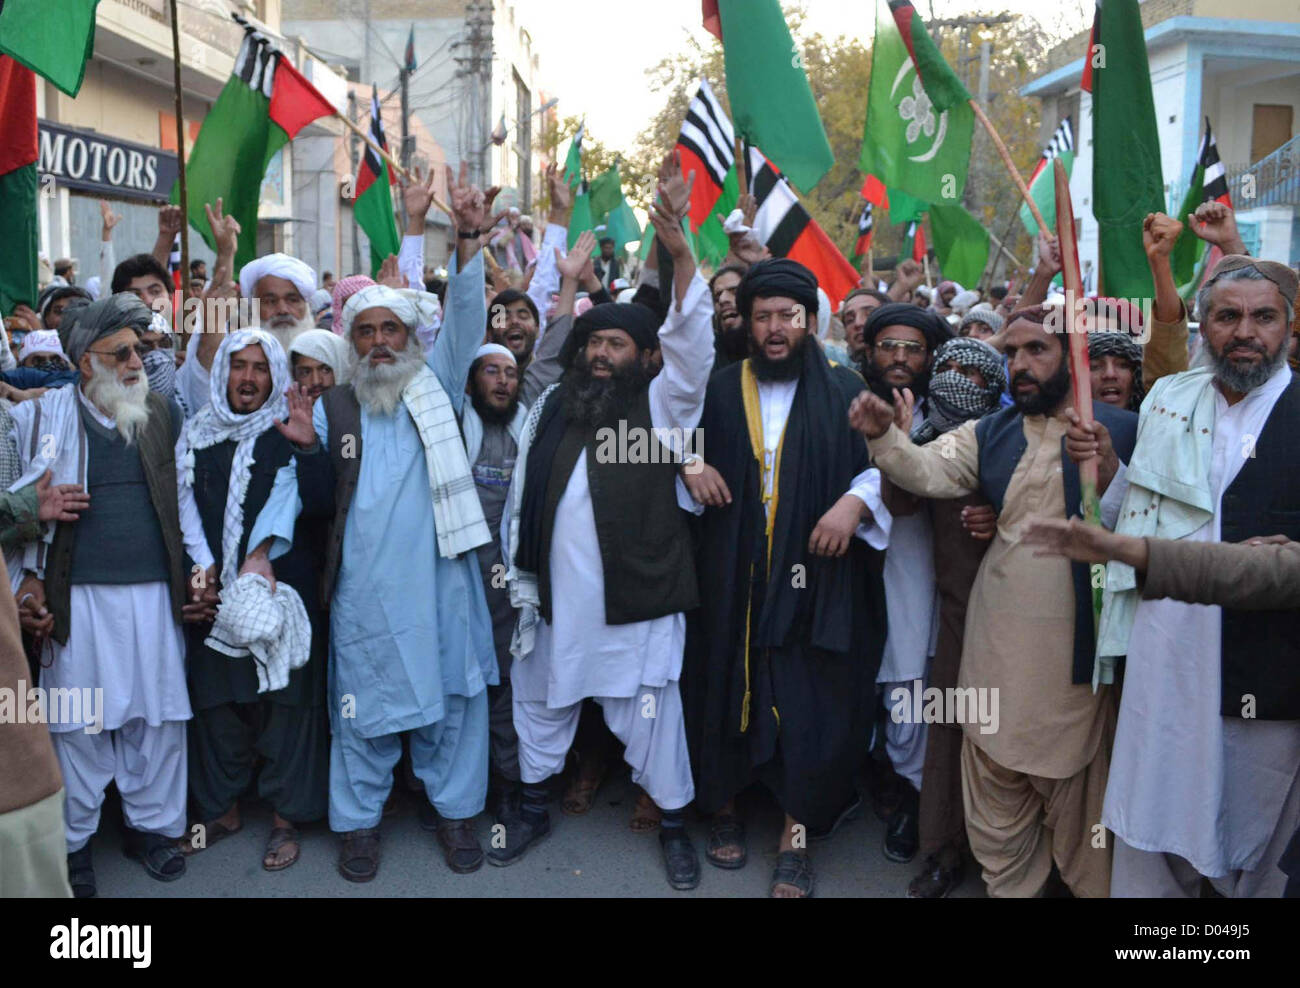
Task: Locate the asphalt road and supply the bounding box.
[88,768,985,898]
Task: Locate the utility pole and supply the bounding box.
[348,88,361,276]
[454,1,493,188]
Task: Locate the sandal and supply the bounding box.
[124,830,186,882]
[705,814,748,870]
[181,815,242,856]
[262,826,301,872]
[436,818,484,874]
[629,790,662,833]
[769,850,814,898]
[562,776,601,815]
[338,827,381,883]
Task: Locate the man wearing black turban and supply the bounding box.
[682,257,889,897]
[497,186,713,890]
[860,301,951,401]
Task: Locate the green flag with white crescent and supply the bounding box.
[859,0,974,206]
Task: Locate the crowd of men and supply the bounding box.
[1,151,1298,900]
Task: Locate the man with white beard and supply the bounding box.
[8,294,216,897]
[285,164,500,883]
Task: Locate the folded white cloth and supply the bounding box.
[204,573,311,694]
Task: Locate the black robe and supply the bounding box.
[683,344,887,831]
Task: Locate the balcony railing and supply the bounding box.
[1223,135,1300,209]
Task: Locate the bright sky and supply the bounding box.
[516,0,1093,150]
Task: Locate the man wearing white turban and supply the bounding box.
[289,330,349,400]
[177,329,333,874]
[284,164,501,883]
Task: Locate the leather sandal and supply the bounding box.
[705,814,747,870]
[123,829,186,882]
[629,790,662,833]
[262,826,301,872]
[338,827,381,883]
[181,815,242,855]
[436,818,484,874]
[770,850,814,898]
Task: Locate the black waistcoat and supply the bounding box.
[1218,371,1300,719]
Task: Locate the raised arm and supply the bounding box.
[151,204,184,270]
[399,167,436,290]
[850,389,980,498]
[1141,212,1189,385]
[525,162,572,326]
[430,162,497,408]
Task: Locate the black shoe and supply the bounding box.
[67,844,96,898]
[869,757,904,822]
[418,799,438,832]
[659,828,700,890]
[122,829,186,882]
[486,811,550,867]
[907,853,964,898]
[493,781,522,824]
[883,784,920,863]
[436,818,485,874]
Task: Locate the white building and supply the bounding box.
[1023,0,1300,279]
[284,0,552,266]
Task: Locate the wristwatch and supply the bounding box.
[457,229,481,240]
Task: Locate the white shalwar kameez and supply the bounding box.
[1103,360,1300,897]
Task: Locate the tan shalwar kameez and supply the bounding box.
[868,413,1115,897]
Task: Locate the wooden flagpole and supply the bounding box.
[969,99,1049,234]
[168,0,190,325]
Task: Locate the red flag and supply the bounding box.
[702,0,722,40]
[912,221,927,264]
[860,173,889,209]
[268,58,336,140]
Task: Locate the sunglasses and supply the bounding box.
[88,342,151,362]
[874,338,927,356]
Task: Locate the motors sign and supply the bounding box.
[37,121,178,201]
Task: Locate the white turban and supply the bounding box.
[238,253,317,301]
[474,342,515,364]
[290,329,350,383]
[341,284,441,336]
[18,330,68,363]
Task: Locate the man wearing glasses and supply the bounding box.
[857,304,949,868]
[7,294,217,897]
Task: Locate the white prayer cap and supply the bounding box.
[309,288,333,315]
[84,276,101,300]
[290,329,350,382]
[341,284,440,336]
[18,330,68,363]
[239,253,317,301]
[474,342,516,364]
[950,289,981,315]
[616,288,637,304]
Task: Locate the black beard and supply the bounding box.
[471,387,519,426]
[749,333,807,381]
[862,359,930,401]
[562,350,650,428]
[1012,361,1072,416]
[714,316,748,360]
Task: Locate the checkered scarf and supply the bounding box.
[914,337,1006,446]
[1088,331,1145,411]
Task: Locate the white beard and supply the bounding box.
[83,356,151,444]
[265,313,316,354]
[348,338,424,416]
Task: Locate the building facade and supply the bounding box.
[1023,0,1300,278]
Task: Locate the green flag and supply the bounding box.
[710,0,833,191]
[888,187,929,226]
[587,165,622,223]
[352,88,401,278]
[568,186,594,249]
[0,0,99,97]
[1019,150,1074,236]
[860,0,974,206]
[694,165,739,265]
[175,30,335,274]
[563,122,584,188]
[929,201,990,287]
[605,197,642,254]
[1086,0,1163,299]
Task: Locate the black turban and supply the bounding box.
[863,301,950,352]
[63,293,152,364]
[736,258,819,321]
[561,302,662,368]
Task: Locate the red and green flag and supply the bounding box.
[860,0,974,206]
[1019,118,1075,236]
[352,87,401,278]
[1170,117,1231,294]
[673,78,738,265]
[703,0,833,191]
[175,26,336,274]
[0,0,100,97]
[0,56,38,312]
[900,219,927,265]
[1083,0,1164,300]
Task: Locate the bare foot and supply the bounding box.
[263,811,300,870]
